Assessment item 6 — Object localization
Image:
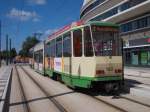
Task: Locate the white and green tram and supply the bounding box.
[42,21,123,91]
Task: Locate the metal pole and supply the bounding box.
[43,40,45,76]
[122,38,124,86]
[9,38,11,64]
[0,20,1,67]
[6,35,8,65]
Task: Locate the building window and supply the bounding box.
[80,0,106,18]
[73,29,82,57]
[130,0,147,7]
[137,17,148,29]
[120,15,150,33]
[56,37,62,57]
[63,33,71,57]
[90,0,147,22]
[120,1,130,11]
[84,26,93,56]
[148,16,150,26]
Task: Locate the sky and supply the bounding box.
[0,0,83,52]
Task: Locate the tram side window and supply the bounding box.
[45,43,50,57]
[39,50,43,63]
[84,26,93,56]
[34,52,38,62]
[56,37,62,57]
[50,40,56,57]
[73,29,82,57]
[63,33,71,57]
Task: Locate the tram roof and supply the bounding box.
[33,42,44,52]
[46,21,119,43]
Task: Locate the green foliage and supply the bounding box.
[19,36,40,57]
[0,48,17,59]
[10,48,17,58]
[1,50,7,59]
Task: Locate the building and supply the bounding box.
[80,0,150,67]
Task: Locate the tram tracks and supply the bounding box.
[121,95,150,107]
[20,65,150,112]
[21,66,125,112]
[74,84,150,111]
[92,94,150,112]
[91,96,128,112]
[14,66,30,112]
[19,66,68,112]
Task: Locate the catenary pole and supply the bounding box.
[6,35,8,65]
[9,38,11,64]
[0,21,1,67]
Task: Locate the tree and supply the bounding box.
[1,50,7,59]
[19,36,40,57]
[0,48,17,60]
[10,48,17,58]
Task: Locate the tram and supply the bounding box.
[32,21,123,91]
[33,42,44,74]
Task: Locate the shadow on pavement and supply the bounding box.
[9,91,75,107]
[74,78,146,98]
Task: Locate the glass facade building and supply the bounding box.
[80,0,150,67]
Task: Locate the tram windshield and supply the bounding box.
[91,25,121,56]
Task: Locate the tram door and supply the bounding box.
[63,33,72,85]
[72,29,83,79]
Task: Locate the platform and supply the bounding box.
[0,66,12,112]
[124,67,150,78]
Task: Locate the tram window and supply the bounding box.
[103,32,114,56]
[50,40,56,57]
[56,37,62,57]
[92,30,103,56]
[34,52,38,62]
[63,33,71,57]
[73,29,82,57]
[39,50,43,63]
[92,25,119,56]
[45,43,50,57]
[84,26,93,56]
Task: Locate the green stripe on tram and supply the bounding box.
[45,69,122,88]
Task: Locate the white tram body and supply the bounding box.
[33,21,123,91]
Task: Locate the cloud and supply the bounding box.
[33,18,40,22]
[7,8,40,22]
[27,0,46,5]
[45,29,58,35]
[31,28,58,41]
